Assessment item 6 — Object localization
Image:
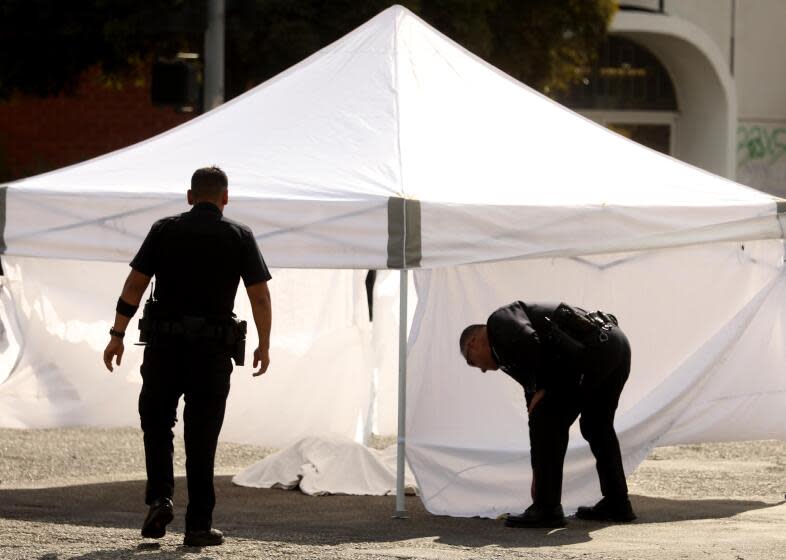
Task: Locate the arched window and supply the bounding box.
[556,36,677,111]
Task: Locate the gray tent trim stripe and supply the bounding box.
[387,197,421,269]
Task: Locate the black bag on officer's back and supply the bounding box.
[545,303,616,358]
[553,303,596,337]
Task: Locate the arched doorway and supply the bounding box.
[608,11,736,178]
[555,35,679,156]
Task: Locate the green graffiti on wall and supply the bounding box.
[737,125,786,166]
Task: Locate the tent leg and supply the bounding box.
[393,269,408,519]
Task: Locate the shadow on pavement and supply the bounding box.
[1,476,780,553]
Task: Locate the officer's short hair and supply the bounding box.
[459,324,484,356]
[191,166,228,199]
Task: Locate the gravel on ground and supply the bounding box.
[1,428,785,559]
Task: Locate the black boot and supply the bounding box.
[141,498,174,539]
[505,503,566,528]
[183,528,224,547]
[575,497,636,522]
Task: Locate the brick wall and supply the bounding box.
[0,64,196,182]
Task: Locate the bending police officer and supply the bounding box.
[460,301,635,528]
[103,166,272,547]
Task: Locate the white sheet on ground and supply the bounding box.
[232,434,417,496]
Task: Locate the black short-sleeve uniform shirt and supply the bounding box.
[131,202,271,319]
[486,301,565,396]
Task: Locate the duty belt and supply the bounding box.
[139,316,234,340]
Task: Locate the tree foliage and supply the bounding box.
[224,0,616,98]
[0,0,616,101]
[0,0,203,99]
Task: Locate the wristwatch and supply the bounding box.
[109,328,125,339]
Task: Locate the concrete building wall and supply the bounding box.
[622,0,733,65]
[733,0,786,196]
[612,11,736,178]
[735,0,786,120]
[664,0,733,65]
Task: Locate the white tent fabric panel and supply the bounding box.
[406,240,785,518]
[2,11,403,267]
[418,203,786,267]
[0,280,23,386]
[5,11,403,201]
[2,6,781,269]
[6,195,390,268]
[0,257,400,448]
[2,5,786,515]
[393,7,780,266]
[394,12,770,204]
[365,270,418,436]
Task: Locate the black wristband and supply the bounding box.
[109,328,125,339]
[116,297,139,318]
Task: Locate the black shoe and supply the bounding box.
[505,504,567,528]
[183,528,224,547]
[575,497,636,522]
[141,498,174,539]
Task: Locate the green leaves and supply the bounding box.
[0,0,204,99]
[0,0,615,101]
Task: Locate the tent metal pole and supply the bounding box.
[393,268,408,518]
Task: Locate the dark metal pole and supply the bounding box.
[203,0,225,111]
[393,269,408,519]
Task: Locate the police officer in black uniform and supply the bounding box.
[103,166,272,547]
[460,301,635,528]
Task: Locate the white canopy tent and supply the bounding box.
[1,6,786,518]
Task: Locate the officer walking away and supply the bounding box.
[459,301,635,528]
[102,166,272,547]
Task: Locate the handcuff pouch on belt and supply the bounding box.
[138,297,248,366]
[544,303,618,358]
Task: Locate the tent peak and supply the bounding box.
[370,3,428,34]
[378,4,415,18]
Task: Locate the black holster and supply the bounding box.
[137,297,161,344]
[231,320,247,366]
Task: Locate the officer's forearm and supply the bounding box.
[247,282,271,350]
[111,312,132,334]
[113,269,151,334]
[120,269,151,306]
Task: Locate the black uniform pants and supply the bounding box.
[138,341,232,532]
[528,325,631,508]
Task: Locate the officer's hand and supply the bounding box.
[527,389,546,415]
[103,338,124,372]
[252,346,270,377]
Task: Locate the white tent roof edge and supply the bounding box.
[1,5,785,268]
[1,187,784,269]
